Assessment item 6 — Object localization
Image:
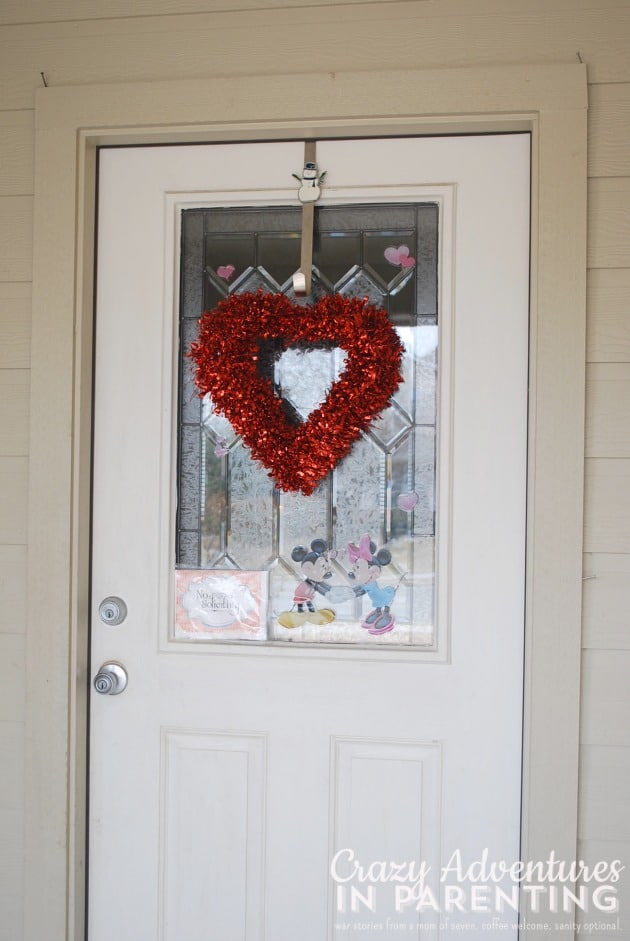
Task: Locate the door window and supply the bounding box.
[176,203,440,646]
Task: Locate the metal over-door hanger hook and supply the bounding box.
[292,141,326,296]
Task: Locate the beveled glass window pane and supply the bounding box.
[177,203,439,647]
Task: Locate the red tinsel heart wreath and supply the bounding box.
[189,291,404,496]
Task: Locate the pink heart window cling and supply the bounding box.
[384,245,416,268]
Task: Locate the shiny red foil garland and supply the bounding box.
[189,291,404,496]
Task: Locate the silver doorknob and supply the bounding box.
[98,596,128,626]
[94,662,128,695]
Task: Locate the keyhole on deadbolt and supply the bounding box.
[98,596,128,626]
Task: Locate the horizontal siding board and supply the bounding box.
[0,283,31,370]
[576,840,630,937]
[581,649,630,747]
[584,459,630,554]
[587,268,630,363]
[579,745,630,841]
[0,196,32,282]
[588,178,630,269]
[0,370,29,457]
[578,910,627,936]
[0,634,25,724]
[0,721,24,809]
[1,0,629,25]
[0,0,408,23]
[0,546,26,635]
[583,553,630,649]
[0,457,28,544]
[577,838,630,873]
[0,301,31,369]
[0,283,31,298]
[585,363,630,457]
[32,66,586,134]
[588,82,630,178]
[0,808,24,908]
[0,8,627,109]
[0,889,22,941]
[0,111,33,197]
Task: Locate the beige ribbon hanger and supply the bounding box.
[293,141,324,296]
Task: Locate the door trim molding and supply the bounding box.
[27,64,587,940]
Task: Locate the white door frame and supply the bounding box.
[26,64,587,941]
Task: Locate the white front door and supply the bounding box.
[89,136,530,940]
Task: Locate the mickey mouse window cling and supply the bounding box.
[277,540,336,629]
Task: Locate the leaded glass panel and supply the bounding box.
[177,203,438,646]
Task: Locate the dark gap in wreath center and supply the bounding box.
[257,338,347,426]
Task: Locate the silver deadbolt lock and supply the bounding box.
[98,596,128,626]
[94,662,128,695]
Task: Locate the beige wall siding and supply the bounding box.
[582,54,630,936]
[0,2,628,939]
[588,269,630,362]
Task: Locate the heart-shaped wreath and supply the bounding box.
[189,291,404,495]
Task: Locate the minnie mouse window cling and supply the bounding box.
[346,534,399,635]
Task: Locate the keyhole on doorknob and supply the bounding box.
[93,662,128,695]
